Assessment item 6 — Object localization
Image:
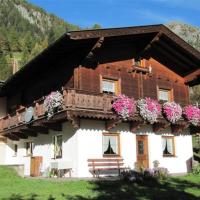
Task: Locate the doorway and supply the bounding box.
[136,135,149,168]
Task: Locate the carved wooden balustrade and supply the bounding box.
[0,88,191,139]
[0,89,114,133]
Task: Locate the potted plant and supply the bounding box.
[112,94,136,120]
[44,91,63,119]
[163,102,182,124]
[137,97,161,124]
[183,105,200,126]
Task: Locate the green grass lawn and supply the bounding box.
[0,166,200,200]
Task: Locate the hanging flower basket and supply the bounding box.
[163,102,182,124]
[44,91,63,119]
[183,105,200,126]
[112,94,136,120]
[137,97,161,124]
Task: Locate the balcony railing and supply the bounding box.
[0,89,114,132]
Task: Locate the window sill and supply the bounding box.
[163,155,176,158]
[103,154,121,158]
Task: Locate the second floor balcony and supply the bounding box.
[0,88,194,140]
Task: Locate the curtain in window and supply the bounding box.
[103,135,118,155]
[54,135,62,159]
[102,80,115,93]
[25,142,33,156]
[159,90,169,101]
[162,137,173,155]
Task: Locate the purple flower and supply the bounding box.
[137,97,161,124]
[183,105,200,126]
[163,102,182,124]
[112,95,136,120]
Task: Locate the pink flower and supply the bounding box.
[137,97,161,124]
[183,105,200,126]
[163,102,182,124]
[112,95,136,119]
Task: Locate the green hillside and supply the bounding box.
[0,0,100,80]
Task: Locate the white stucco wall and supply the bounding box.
[1,120,193,177]
[3,139,31,176]
[136,125,193,174]
[31,122,79,177]
[77,120,136,177]
[0,142,6,164]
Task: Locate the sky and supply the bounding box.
[28,0,200,28]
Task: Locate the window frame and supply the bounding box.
[53,134,63,159]
[157,88,173,102]
[162,136,175,157]
[25,141,33,157]
[134,58,145,67]
[100,76,120,95]
[102,132,120,157]
[13,144,18,157]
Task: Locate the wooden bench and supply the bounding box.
[88,158,126,178]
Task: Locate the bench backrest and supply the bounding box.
[88,158,124,170]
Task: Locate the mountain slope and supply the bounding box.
[167,22,200,51]
[0,0,100,80]
[166,22,200,103]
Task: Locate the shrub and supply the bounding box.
[121,167,169,183]
[192,163,200,175]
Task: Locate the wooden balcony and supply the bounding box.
[0,89,115,137]
[0,88,190,140]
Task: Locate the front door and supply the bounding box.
[136,135,149,168]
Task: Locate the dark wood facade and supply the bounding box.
[76,58,189,105]
[1,24,200,138]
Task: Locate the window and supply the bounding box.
[102,78,119,95]
[134,58,145,67]
[25,142,33,156]
[158,89,172,102]
[14,144,18,156]
[53,135,62,159]
[162,137,175,156]
[103,133,120,156]
[138,141,144,155]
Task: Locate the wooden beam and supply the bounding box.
[138,32,162,57]
[82,37,104,66]
[28,125,49,134]
[43,122,62,131]
[153,122,169,132]
[158,39,198,68]
[67,112,80,129]
[152,43,190,70]
[171,123,189,134]
[3,133,19,141]
[20,128,38,136]
[184,68,200,84]
[12,132,28,139]
[85,37,104,59]
[105,118,122,130]
[130,121,144,132]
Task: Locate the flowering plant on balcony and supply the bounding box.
[137,97,161,124]
[183,105,200,126]
[44,91,63,119]
[112,94,136,120]
[163,102,182,124]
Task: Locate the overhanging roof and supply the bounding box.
[1,24,200,96]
